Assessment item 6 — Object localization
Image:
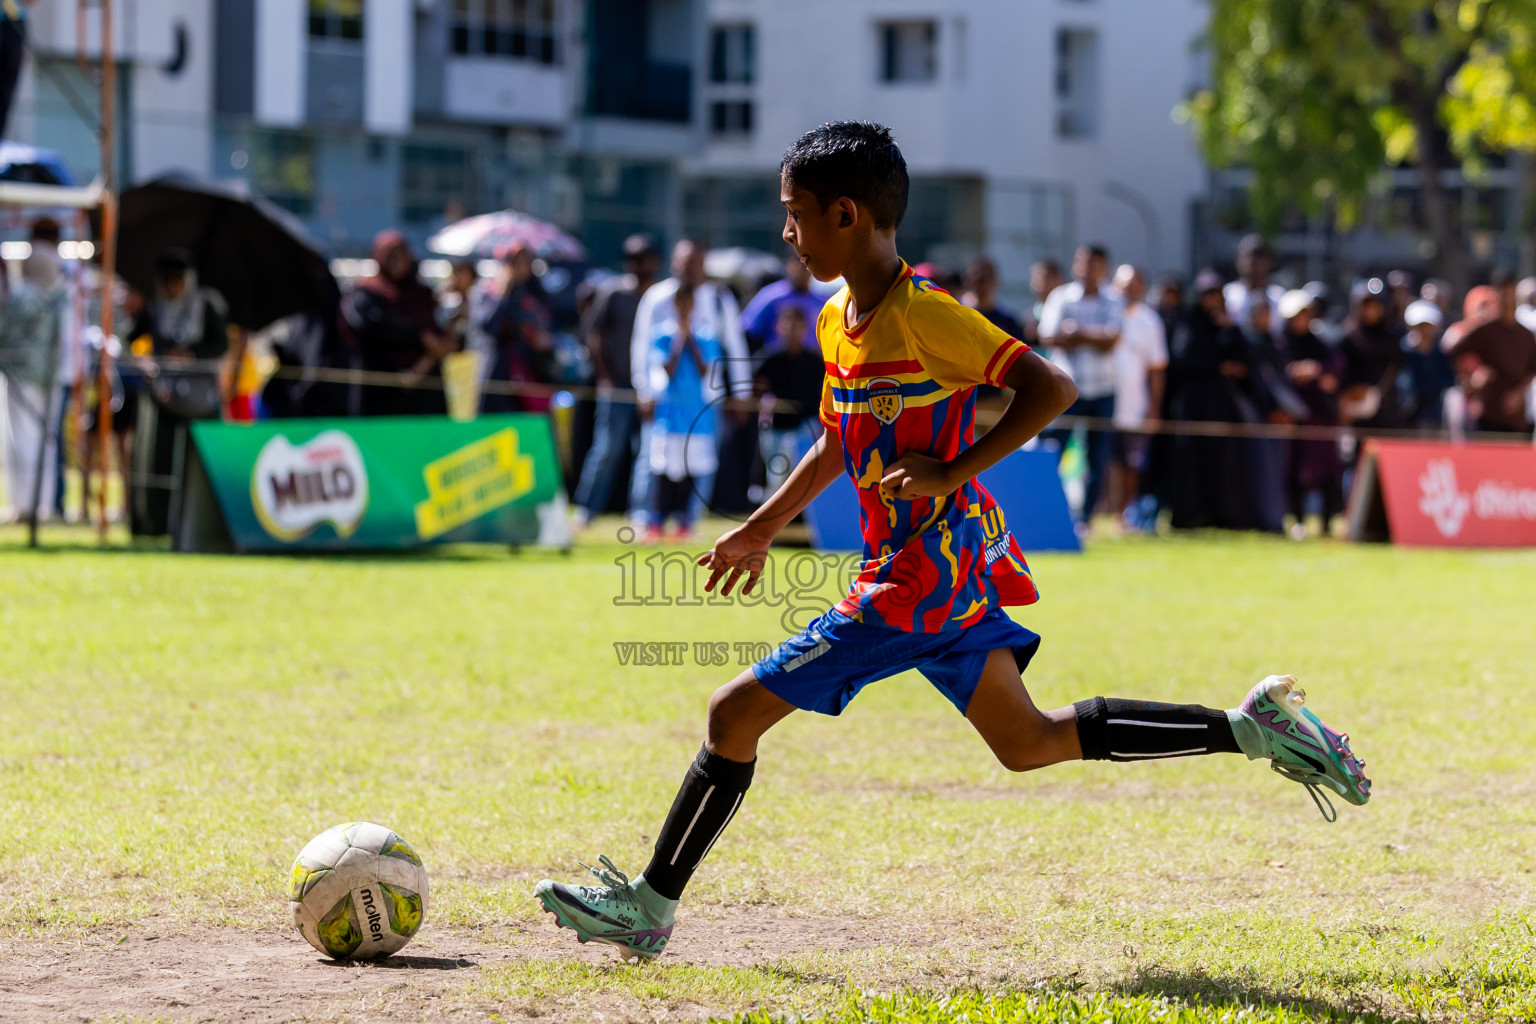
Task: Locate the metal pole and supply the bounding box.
[95,0,116,542]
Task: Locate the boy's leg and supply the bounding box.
[964,648,1369,819]
[965,647,1242,769]
[963,649,1083,771]
[640,672,794,897]
[533,670,794,959]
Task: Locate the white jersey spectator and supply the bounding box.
[1224,280,1286,326]
[1113,297,1169,430]
[631,244,750,402]
[1224,235,1285,325]
[1037,279,1123,400]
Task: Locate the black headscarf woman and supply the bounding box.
[1164,270,1252,530]
[341,231,454,415]
[1340,278,1410,430]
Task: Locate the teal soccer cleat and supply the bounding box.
[534,856,675,961]
[1229,675,1371,822]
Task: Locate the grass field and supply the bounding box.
[1,523,1533,1023]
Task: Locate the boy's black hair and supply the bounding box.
[780,121,908,230]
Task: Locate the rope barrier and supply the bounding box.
[111,355,1536,446]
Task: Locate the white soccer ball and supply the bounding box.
[288,822,429,960]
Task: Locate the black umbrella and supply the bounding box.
[116,174,339,332]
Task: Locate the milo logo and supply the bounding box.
[252,430,369,541]
[358,886,385,942]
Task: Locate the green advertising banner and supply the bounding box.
[187,415,561,551]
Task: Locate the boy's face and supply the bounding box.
[781,173,857,283]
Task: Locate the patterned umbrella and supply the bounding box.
[427,210,585,262]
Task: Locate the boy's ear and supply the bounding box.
[836,196,858,228]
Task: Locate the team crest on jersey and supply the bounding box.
[867,378,904,424]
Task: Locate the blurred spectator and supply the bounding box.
[0,1,31,141]
[630,239,750,528]
[131,249,229,363]
[1448,271,1536,434]
[1025,259,1062,345]
[962,258,1024,338]
[436,259,492,355]
[1421,278,1456,322]
[1233,296,1296,534]
[1304,282,1344,344]
[645,284,725,542]
[573,233,659,526]
[1165,269,1246,530]
[1224,234,1284,324]
[1402,299,1453,428]
[342,231,452,416]
[0,239,65,522]
[1040,243,1122,525]
[1277,289,1345,535]
[754,305,823,501]
[1441,285,1498,352]
[1108,264,1166,529]
[127,250,231,533]
[483,244,553,414]
[1515,277,1536,334]
[31,217,78,519]
[739,249,825,355]
[1339,278,1409,430]
[1153,276,1184,341]
[1385,269,1415,331]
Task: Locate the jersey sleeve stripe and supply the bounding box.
[984,339,1029,386]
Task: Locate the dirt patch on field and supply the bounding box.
[0,911,1002,1023]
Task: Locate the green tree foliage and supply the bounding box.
[1190,0,1536,286]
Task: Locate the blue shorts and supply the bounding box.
[752,606,1041,717]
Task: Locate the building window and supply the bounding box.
[1055,27,1099,139]
[709,100,753,137]
[707,23,754,138]
[401,144,473,225]
[249,130,317,218]
[309,0,364,41]
[710,24,754,84]
[450,0,560,64]
[878,20,937,84]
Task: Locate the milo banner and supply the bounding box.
[176,415,562,552]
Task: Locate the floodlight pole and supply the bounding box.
[95,0,117,542]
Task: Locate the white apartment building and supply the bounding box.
[689,0,1208,289]
[10,0,216,187]
[2,0,1211,280]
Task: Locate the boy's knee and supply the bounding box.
[994,748,1047,774]
[706,679,755,742]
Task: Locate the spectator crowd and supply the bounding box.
[4,219,1536,543]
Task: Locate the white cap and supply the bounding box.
[1404,299,1443,328]
[1278,289,1313,321]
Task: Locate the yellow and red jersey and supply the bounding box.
[817,263,1038,632]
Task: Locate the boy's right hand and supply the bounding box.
[698,523,774,596]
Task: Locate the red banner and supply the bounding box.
[1350,440,1536,547]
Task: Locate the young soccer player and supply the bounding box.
[535,122,1370,961]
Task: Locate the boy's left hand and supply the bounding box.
[880,453,957,500]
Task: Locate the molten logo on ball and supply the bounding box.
[289,822,428,960]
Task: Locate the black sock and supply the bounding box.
[641,745,754,900]
[1073,697,1241,761]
